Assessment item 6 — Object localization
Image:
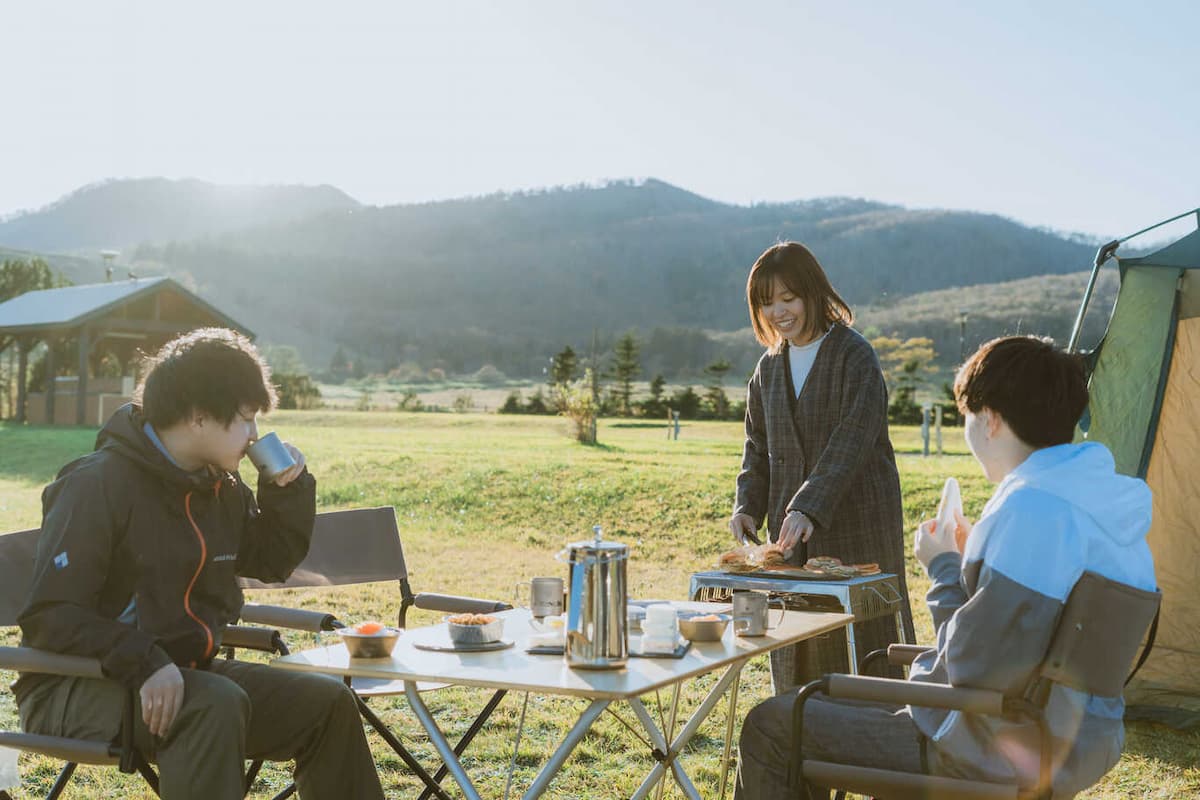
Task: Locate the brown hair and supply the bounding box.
[135,327,277,429]
[746,242,853,350]
[953,336,1088,448]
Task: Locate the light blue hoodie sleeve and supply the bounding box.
[937,490,1085,691]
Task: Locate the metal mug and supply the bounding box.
[245,432,297,481]
[732,590,785,637]
[516,576,565,619]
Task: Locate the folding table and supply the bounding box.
[272,604,852,799]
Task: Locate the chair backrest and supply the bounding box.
[1039,571,1161,698]
[0,528,40,627]
[2,507,407,619]
[238,506,408,590]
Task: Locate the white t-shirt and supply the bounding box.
[788,329,830,398]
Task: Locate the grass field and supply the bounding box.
[1,412,1196,798]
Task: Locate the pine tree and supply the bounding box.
[549,346,579,386]
[610,332,641,416]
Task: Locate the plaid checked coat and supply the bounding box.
[735,323,915,687]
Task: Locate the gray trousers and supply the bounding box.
[735,690,926,800]
[18,658,384,800]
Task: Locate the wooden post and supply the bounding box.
[77,326,90,425]
[921,405,930,457]
[15,338,29,424]
[934,405,944,455]
[45,338,57,424]
[673,411,681,441]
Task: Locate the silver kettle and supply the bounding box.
[559,525,628,670]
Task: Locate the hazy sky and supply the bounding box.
[2,1,1196,239]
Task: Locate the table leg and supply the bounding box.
[521,700,610,800]
[628,661,746,800]
[718,670,741,800]
[845,620,859,673]
[653,687,683,800]
[404,681,485,800]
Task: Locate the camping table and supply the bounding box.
[689,570,909,672]
[272,604,852,800]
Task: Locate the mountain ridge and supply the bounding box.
[1,177,1105,378]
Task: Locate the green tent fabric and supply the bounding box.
[1079,225,1200,728]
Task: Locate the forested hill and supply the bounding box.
[0,178,360,253]
[122,179,1098,373]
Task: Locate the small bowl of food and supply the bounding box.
[447,613,504,645]
[337,620,401,658]
[677,613,731,642]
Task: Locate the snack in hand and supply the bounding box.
[448,613,497,626]
[353,620,386,635]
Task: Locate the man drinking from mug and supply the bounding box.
[14,327,384,799]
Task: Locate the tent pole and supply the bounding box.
[1069,207,1200,353]
[1117,207,1200,245]
[1067,240,1120,353]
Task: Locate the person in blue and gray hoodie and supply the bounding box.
[735,335,1156,800]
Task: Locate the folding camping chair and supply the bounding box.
[236,505,513,800]
[0,527,291,800]
[788,571,1161,800]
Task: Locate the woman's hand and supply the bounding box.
[729,513,758,545]
[778,510,814,555]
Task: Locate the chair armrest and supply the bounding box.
[802,760,1018,800]
[826,674,1005,715]
[0,645,105,680]
[0,646,142,775]
[413,593,512,615]
[220,625,287,654]
[240,603,340,632]
[0,731,119,766]
[888,644,935,666]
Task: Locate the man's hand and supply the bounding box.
[778,510,814,555]
[729,513,758,545]
[140,663,185,738]
[273,442,307,487]
[953,508,973,554]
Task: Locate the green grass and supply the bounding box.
[1,413,1196,798]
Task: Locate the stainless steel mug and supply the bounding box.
[559,526,628,669]
[732,590,785,637]
[245,432,297,481]
[516,576,565,619]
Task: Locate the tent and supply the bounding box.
[1070,209,1200,728]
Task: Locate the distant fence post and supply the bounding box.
[921,404,931,457]
[934,405,944,455]
[667,409,680,440]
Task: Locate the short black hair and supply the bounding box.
[135,328,276,429]
[954,335,1087,448]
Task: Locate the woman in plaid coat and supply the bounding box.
[731,241,915,692]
